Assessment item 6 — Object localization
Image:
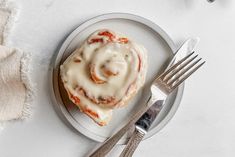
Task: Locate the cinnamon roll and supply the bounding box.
[60,29,147,126]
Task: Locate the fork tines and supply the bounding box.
[160,51,205,91]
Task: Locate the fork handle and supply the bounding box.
[119,129,145,157]
[89,122,134,157]
[89,97,151,157]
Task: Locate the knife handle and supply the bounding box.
[89,97,152,157]
[89,122,134,157]
[119,129,145,157]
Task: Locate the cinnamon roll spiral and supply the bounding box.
[60,29,147,126]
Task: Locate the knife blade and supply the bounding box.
[119,38,199,157]
[168,37,199,68]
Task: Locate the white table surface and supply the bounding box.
[1,0,235,157]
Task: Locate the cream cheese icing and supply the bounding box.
[60,29,147,126]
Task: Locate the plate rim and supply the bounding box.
[50,12,184,144]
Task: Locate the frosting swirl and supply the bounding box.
[60,29,147,125]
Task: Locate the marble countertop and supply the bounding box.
[0,0,235,157]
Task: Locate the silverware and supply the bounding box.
[89,51,205,157]
[167,38,199,68]
[118,38,199,156]
[91,38,199,156]
[119,101,162,157]
[119,52,205,157]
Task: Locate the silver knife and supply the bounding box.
[119,38,200,157]
[89,38,199,157]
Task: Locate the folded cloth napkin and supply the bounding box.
[0,0,33,123]
[0,0,10,44]
[0,46,32,121]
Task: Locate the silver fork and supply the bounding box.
[89,52,205,157]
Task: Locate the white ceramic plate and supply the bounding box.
[51,13,184,144]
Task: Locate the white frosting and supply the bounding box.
[60,29,147,125]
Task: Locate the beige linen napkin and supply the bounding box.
[0,1,9,44]
[0,0,33,123]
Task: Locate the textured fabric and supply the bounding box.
[0,46,28,120]
[0,0,32,122]
[0,1,10,44]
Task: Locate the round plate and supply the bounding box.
[51,13,184,144]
